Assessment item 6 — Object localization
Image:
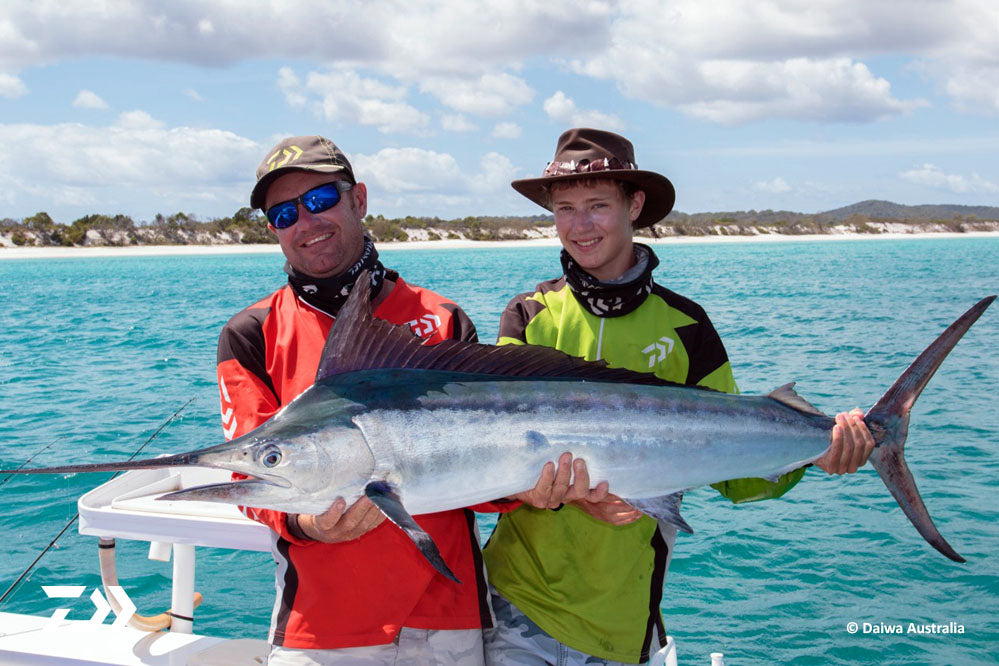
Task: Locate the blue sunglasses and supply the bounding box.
[266,181,353,229]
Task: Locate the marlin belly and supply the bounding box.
[349,373,832,515]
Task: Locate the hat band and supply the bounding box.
[542,157,637,177]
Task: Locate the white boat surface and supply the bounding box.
[0,468,270,664]
[0,468,695,665]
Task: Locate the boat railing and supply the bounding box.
[77,467,269,633]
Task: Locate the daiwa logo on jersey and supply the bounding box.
[219,377,237,440]
[642,336,675,368]
[266,145,304,171]
[407,313,441,337]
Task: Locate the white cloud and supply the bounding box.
[578,46,925,125]
[491,122,522,139]
[277,67,306,109]
[0,0,995,136]
[0,73,27,98]
[697,134,999,159]
[353,147,465,194]
[899,164,999,194]
[351,146,519,215]
[543,91,623,130]
[374,4,617,73]
[183,88,204,102]
[570,0,987,123]
[281,66,429,134]
[116,110,164,130]
[0,2,611,73]
[475,152,518,193]
[72,89,108,109]
[0,117,260,218]
[441,114,478,132]
[420,72,533,116]
[684,58,926,125]
[912,1,999,114]
[934,62,999,115]
[753,177,792,194]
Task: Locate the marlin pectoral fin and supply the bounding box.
[364,481,460,583]
[625,492,693,534]
[157,479,275,504]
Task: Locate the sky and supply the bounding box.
[0,0,997,224]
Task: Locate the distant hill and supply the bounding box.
[819,200,999,221]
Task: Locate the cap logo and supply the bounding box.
[266,145,304,172]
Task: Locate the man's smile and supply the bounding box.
[303,232,333,247]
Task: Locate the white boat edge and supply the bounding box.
[0,469,699,665]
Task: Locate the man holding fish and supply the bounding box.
[217,135,603,665]
[481,128,876,665]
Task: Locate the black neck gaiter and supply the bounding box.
[561,243,659,318]
[285,236,392,315]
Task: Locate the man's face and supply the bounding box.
[264,170,367,279]
[551,179,646,281]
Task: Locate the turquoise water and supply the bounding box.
[1,238,997,665]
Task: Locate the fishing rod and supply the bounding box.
[0,397,196,607]
[0,438,59,488]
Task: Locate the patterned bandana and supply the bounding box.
[284,235,391,315]
[561,243,659,318]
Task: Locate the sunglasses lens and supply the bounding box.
[266,202,299,229]
[265,182,349,229]
[301,183,341,214]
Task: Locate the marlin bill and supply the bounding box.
[3,274,994,581]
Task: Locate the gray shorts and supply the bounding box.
[483,588,644,666]
[268,628,484,666]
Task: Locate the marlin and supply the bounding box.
[2,275,994,581]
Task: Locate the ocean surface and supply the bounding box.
[1,237,997,665]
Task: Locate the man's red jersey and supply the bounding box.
[217,277,498,649]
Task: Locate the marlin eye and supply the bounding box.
[261,448,282,468]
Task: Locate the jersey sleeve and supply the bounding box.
[441,302,479,343]
[217,310,318,546]
[497,290,554,346]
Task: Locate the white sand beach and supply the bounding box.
[1,230,997,260]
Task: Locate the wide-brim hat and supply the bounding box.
[511,128,675,229]
[250,135,356,210]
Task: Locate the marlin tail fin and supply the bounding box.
[865,295,995,563]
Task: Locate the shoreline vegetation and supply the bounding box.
[3,230,998,261]
[2,200,997,259]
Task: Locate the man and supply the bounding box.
[481,128,875,665]
[217,135,515,665]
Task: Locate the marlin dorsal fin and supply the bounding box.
[767,382,827,417]
[314,270,696,388]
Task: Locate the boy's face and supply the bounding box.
[551,179,645,281]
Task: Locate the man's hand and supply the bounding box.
[513,452,610,509]
[814,408,875,474]
[298,497,386,543]
[571,494,644,526]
